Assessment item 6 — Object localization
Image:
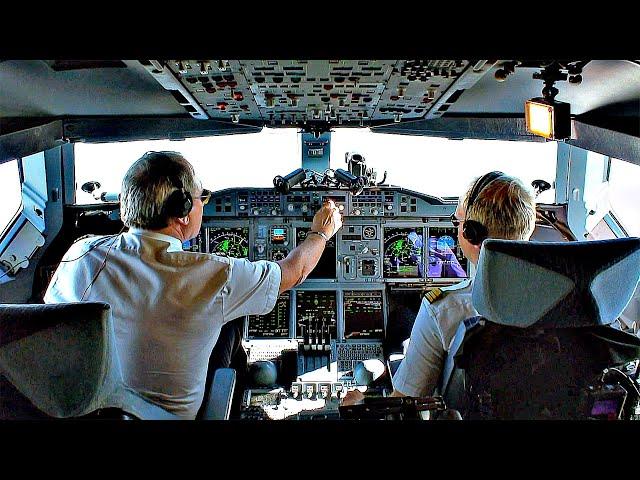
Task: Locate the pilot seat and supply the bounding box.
[0,302,235,420]
[440,238,640,420]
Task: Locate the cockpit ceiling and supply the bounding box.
[1,59,638,131]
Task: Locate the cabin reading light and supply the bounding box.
[525,98,571,140]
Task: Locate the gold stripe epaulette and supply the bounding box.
[424,287,444,304]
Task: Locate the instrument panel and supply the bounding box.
[185,186,468,344]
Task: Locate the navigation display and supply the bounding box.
[427,227,468,278]
[247,292,290,338]
[296,227,336,279]
[295,291,337,339]
[343,291,384,340]
[208,227,249,258]
[383,227,424,278]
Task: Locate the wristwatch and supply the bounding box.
[308,231,330,241]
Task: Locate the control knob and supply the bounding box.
[353,209,361,216]
[287,204,295,212]
[371,208,379,215]
[301,204,308,213]
[252,208,260,216]
[271,208,279,216]
[386,204,393,211]
[256,244,265,254]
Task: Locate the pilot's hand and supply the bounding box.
[311,199,343,239]
[340,389,365,406]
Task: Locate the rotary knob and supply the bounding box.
[252,208,260,216]
[256,244,265,254]
[353,209,361,216]
[271,209,278,216]
[301,205,308,213]
[288,204,295,212]
[371,208,379,215]
[386,204,393,211]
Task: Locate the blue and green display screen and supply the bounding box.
[208,227,249,258]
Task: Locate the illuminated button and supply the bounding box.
[217,102,228,111]
[232,91,244,101]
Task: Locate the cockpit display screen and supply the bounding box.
[343,291,384,340]
[295,291,337,339]
[427,227,468,278]
[383,227,424,278]
[296,227,336,279]
[247,292,290,338]
[184,232,205,252]
[208,227,249,258]
[270,226,287,244]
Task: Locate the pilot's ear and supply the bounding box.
[176,215,190,226]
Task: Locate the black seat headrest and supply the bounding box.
[472,238,640,328]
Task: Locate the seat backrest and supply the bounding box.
[442,238,640,419]
[0,302,178,419]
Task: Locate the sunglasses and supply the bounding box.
[200,188,212,205]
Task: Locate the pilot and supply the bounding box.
[44,151,343,419]
[343,171,536,404]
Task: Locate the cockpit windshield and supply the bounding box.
[74,129,558,204]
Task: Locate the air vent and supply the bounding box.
[46,60,127,71]
[446,89,466,104]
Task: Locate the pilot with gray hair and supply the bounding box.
[45,151,343,419]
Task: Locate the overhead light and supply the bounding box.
[525,97,571,140]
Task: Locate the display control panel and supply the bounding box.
[183,186,467,346]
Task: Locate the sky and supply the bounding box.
[2,129,638,237]
[72,128,559,203]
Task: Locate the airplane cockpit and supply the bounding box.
[1,59,639,421]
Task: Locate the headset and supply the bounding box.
[462,171,506,246]
[145,152,194,228]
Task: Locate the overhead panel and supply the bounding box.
[154,60,472,128]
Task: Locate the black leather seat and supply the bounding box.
[440,238,640,419]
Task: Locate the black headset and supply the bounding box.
[462,171,506,246]
[144,152,194,228]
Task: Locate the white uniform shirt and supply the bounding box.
[392,279,477,397]
[44,228,281,419]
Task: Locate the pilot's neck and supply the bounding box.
[152,224,187,243]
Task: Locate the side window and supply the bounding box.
[0,159,23,237]
[608,158,640,237]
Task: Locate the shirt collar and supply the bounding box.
[127,228,184,252]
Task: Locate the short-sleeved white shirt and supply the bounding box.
[392,279,477,397]
[44,228,281,419]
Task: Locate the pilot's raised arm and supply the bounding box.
[276,199,343,293]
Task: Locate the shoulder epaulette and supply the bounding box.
[424,287,446,304]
